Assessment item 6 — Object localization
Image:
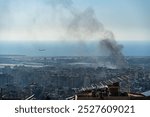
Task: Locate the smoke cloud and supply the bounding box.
[67,8,104,39]
[0,0,128,68]
[59,0,127,68]
[100,37,127,68]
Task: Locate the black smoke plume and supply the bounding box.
[57,0,127,68]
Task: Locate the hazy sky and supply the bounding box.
[0,0,150,42]
[0,0,150,56]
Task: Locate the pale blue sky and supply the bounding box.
[0,0,150,42]
[0,0,150,56]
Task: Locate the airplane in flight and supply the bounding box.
[38,49,46,51]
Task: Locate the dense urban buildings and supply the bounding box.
[0,55,150,100]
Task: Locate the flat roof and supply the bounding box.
[142,90,150,96]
